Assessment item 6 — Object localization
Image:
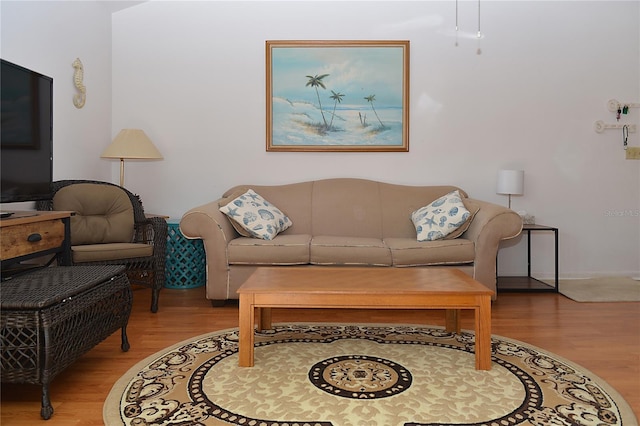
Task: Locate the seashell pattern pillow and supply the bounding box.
[219,189,292,240]
[411,190,470,241]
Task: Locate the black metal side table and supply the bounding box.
[497,224,559,292]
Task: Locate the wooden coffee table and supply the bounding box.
[237,267,494,370]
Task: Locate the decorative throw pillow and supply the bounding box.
[219,189,253,238]
[444,197,480,240]
[411,190,471,241]
[219,189,292,240]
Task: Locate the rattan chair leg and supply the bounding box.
[121,326,130,352]
[151,288,160,313]
[41,384,53,420]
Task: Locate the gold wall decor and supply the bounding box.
[72,58,86,109]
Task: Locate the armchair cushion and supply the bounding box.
[71,243,153,263]
[53,184,134,245]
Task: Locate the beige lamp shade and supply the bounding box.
[101,129,163,160]
[101,129,163,186]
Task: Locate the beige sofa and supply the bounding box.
[180,178,522,305]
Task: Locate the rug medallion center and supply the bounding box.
[309,355,412,399]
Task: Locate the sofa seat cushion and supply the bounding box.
[71,243,153,263]
[310,236,392,266]
[228,234,311,265]
[385,237,475,266]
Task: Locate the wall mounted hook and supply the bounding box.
[607,99,640,112]
[594,120,636,133]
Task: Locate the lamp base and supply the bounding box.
[119,158,125,187]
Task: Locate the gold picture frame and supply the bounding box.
[266,40,410,152]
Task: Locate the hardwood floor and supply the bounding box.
[1,285,639,425]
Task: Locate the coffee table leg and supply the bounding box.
[475,295,492,370]
[445,309,461,333]
[238,293,255,367]
[259,307,272,331]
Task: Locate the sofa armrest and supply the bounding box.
[462,199,523,294]
[180,198,238,301]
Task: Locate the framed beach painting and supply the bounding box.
[266,40,410,152]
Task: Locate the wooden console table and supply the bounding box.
[0,211,73,273]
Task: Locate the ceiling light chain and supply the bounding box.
[455,0,459,47]
[477,0,482,39]
[455,0,483,54]
[477,0,482,55]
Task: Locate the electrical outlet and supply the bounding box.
[626,147,640,160]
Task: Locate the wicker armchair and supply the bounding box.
[37,180,167,313]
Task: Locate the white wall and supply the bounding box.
[2,1,639,279]
[112,1,639,279]
[1,0,114,189]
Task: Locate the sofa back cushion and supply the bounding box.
[379,183,467,239]
[223,181,314,235]
[223,179,471,240]
[311,178,383,238]
[53,183,134,245]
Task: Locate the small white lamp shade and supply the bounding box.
[101,129,163,187]
[496,170,524,208]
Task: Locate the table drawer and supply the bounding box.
[0,219,65,260]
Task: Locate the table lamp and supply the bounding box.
[496,169,524,209]
[101,129,163,187]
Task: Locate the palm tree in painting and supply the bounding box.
[328,90,345,130]
[305,74,330,128]
[364,94,385,128]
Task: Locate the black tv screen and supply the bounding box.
[1,59,53,203]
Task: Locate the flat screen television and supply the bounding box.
[1,59,53,203]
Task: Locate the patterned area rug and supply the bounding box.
[104,323,637,426]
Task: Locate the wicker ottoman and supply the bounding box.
[0,265,132,420]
